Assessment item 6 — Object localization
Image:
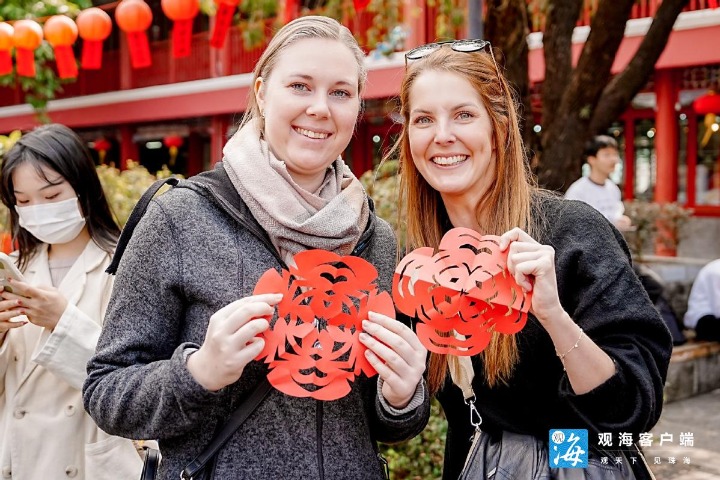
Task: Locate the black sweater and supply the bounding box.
[438,196,672,480]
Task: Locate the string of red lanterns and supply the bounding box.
[0,0,377,79]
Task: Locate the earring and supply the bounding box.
[261,110,265,119]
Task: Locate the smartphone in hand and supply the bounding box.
[0,253,27,323]
[0,252,24,290]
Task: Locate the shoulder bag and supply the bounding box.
[448,356,656,480]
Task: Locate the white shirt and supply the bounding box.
[564,176,625,223]
[684,259,720,328]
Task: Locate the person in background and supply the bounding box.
[684,259,720,341]
[564,135,633,231]
[83,16,429,480]
[0,124,143,479]
[396,40,671,479]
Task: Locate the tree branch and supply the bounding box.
[541,0,583,135]
[486,0,531,143]
[590,0,689,133]
[560,0,635,120]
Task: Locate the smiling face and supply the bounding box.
[254,37,361,192]
[408,70,496,206]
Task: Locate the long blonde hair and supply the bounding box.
[396,46,540,394]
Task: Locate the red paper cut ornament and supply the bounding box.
[393,228,532,356]
[12,20,43,78]
[163,134,183,166]
[210,0,240,49]
[93,138,112,164]
[115,0,153,69]
[253,250,394,400]
[44,16,79,79]
[77,8,112,70]
[0,23,13,76]
[161,0,199,58]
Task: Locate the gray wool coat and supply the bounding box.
[83,165,430,480]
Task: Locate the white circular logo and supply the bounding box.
[551,431,566,444]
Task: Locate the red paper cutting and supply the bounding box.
[393,228,531,356]
[253,249,394,401]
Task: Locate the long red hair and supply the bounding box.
[394,46,542,394]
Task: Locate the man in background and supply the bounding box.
[684,259,720,341]
[565,135,633,230]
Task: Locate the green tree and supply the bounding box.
[484,0,689,191]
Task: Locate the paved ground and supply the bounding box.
[646,388,720,479]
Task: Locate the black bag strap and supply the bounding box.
[181,378,273,480]
[140,446,161,480]
[107,177,181,275]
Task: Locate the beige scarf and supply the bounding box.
[223,122,370,264]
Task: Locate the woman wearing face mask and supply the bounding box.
[83,16,429,480]
[0,124,144,480]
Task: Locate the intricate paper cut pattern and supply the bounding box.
[393,228,531,356]
[254,250,393,400]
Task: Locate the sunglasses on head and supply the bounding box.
[405,39,494,65]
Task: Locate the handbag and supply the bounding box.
[448,356,656,480]
[140,378,272,480]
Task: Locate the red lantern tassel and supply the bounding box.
[210,3,235,49]
[353,0,371,12]
[284,0,299,24]
[172,19,193,58]
[81,40,104,69]
[16,48,36,77]
[53,45,78,79]
[127,31,152,68]
[0,51,11,76]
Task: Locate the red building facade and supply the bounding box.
[0,0,719,217]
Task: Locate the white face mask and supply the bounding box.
[15,197,86,245]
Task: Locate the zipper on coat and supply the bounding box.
[316,400,325,480]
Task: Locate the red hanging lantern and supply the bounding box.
[161,0,199,58]
[12,20,43,78]
[115,0,153,69]
[77,8,112,70]
[210,0,239,49]
[0,23,13,76]
[694,91,720,115]
[93,138,112,164]
[163,135,184,166]
[44,16,79,79]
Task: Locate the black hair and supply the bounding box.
[0,124,120,270]
[583,135,619,161]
